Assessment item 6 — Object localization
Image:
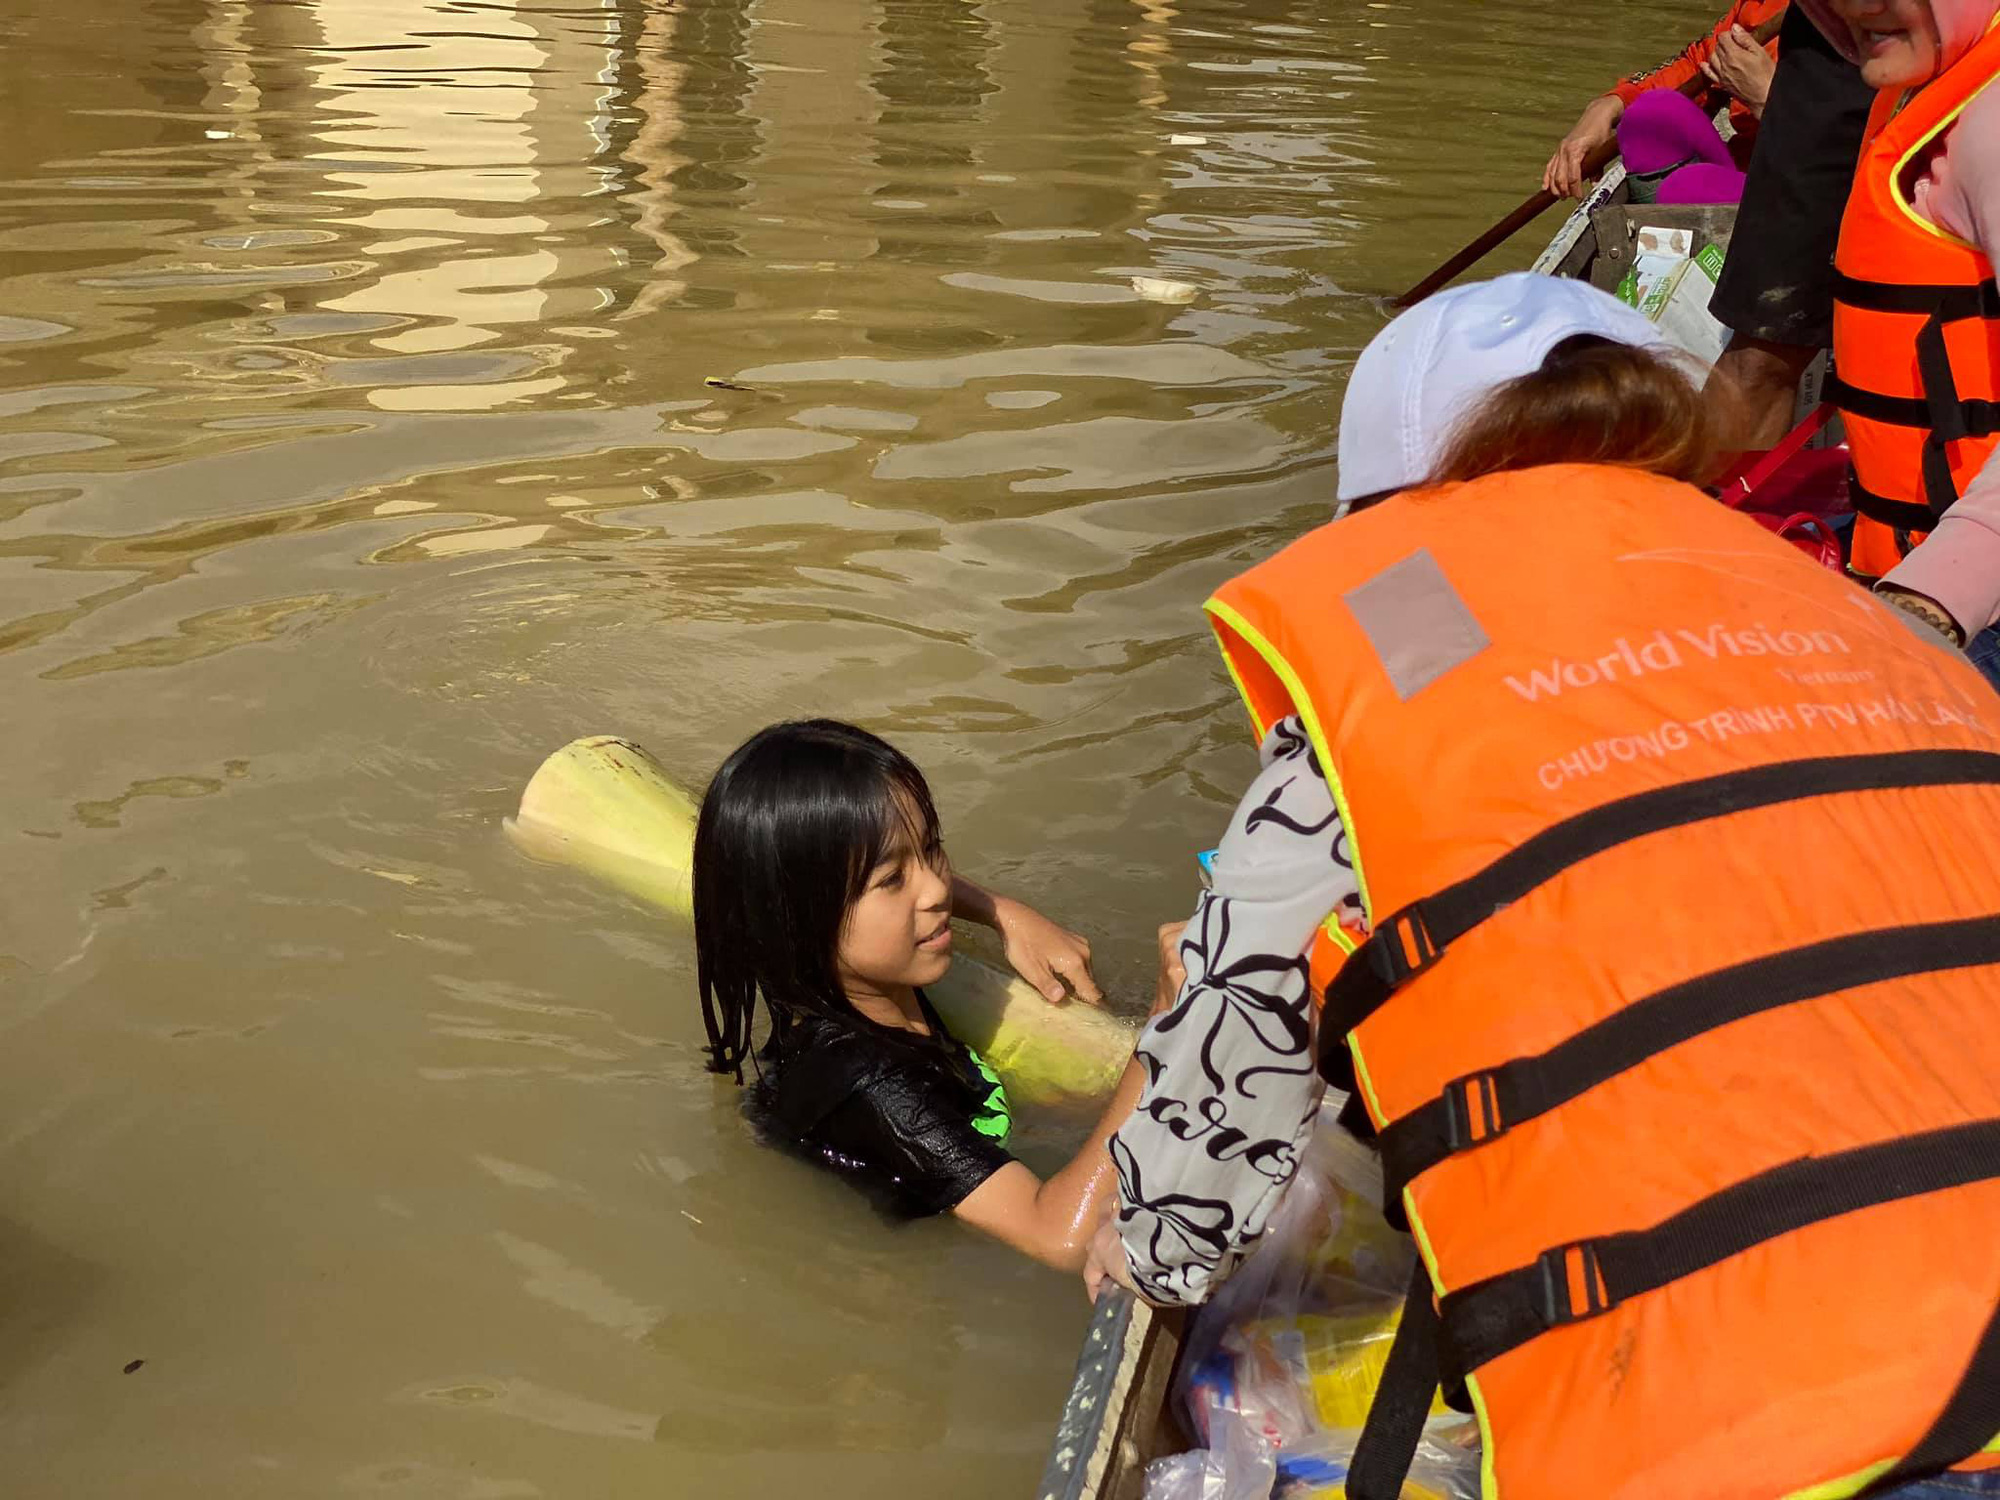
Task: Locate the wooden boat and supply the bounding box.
[1528,161,1737,286]
[1034,1291,1186,1500]
[1527,159,1833,439]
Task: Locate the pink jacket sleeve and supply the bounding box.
[1916,87,2000,267]
[1879,88,2000,632]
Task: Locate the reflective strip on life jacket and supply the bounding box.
[1206,465,2000,1500]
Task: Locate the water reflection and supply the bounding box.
[620,3,697,322]
[2,1,1729,1495]
[287,0,615,404]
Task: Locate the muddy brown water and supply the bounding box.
[3,2,1719,1493]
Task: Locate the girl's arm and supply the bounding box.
[1608,0,1765,114]
[952,1047,1150,1271]
[1552,0,1779,199]
[951,874,1103,1004]
[952,922,1184,1269]
[952,928,1184,1272]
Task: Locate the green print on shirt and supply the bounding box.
[966,1048,1012,1144]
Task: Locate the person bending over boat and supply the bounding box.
[1543,0,1784,201]
[1802,0,2000,682]
[694,719,1156,1269]
[1088,274,2000,1500]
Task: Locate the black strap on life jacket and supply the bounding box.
[1377,914,2000,1207]
[1318,749,2000,1067]
[1355,1252,2000,1500]
[1829,270,2000,520]
[1438,1116,2000,1378]
[1845,465,1946,539]
[1345,1262,1443,1500]
[1832,270,2000,322]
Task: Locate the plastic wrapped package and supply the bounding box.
[1142,1411,1277,1500]
[1227,1305,1451,1434]
[1269,1423,1482,1500]
[1152,1400,1477,1500]
[1264,1118,1410,1296]
[1165,1112,1483,1498]
[1176,1114,1415,1451]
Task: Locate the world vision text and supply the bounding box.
[1505,625,1853,702]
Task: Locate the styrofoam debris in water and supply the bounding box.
[1131,276,1197,304]
[1169,133,1207,145]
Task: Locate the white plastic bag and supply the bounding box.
[1171,1112,1482,1499]
[1268,1424,1481,1499]
[1177,1113,1415,1451]
[1143,1410,1277,1500]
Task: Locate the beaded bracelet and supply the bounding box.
[1880,587,1967,648]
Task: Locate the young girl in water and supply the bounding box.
[692,719,1150,1270]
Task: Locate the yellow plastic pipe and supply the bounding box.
[508,736,1135,1108]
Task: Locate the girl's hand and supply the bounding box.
[1152,921,1188,1016]
[1082,1216,1140,1302]
[994,896,1102,1005]
[1700,26,1775,114]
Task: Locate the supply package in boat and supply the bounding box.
[1145,1116,1482,1500]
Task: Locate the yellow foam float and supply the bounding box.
[508,736,1135,1108]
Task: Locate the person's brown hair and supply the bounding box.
[1428,335,1718,487]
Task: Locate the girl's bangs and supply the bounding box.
[846,762,943,894]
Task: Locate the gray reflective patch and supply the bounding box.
[1342,548,1490,699]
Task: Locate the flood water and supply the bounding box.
[3,1,1715,1494]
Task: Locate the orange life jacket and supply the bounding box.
[1830,23,2000,580]
[1207,464,2000,1500]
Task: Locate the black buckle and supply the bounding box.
[1536,1241,1612,1327]
[1441,1071,1502,1151]
[1367,905,1441,988]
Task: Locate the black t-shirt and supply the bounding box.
[1708,5,1875,347]
[745,996,1015,1218]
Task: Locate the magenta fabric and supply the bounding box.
[1658,162,1748,204]
[1617,89,1738,173]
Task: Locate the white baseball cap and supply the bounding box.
[1336,272,1675,503]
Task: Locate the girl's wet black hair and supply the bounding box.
[693,718,944,1083]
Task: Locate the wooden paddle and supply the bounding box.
[1388,7,1789,309]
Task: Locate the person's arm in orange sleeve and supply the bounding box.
[1620,0,1762,109]
[1544,3,1743,197]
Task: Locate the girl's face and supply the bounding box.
[836,829,954,998]
[1829,0,1944,86]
